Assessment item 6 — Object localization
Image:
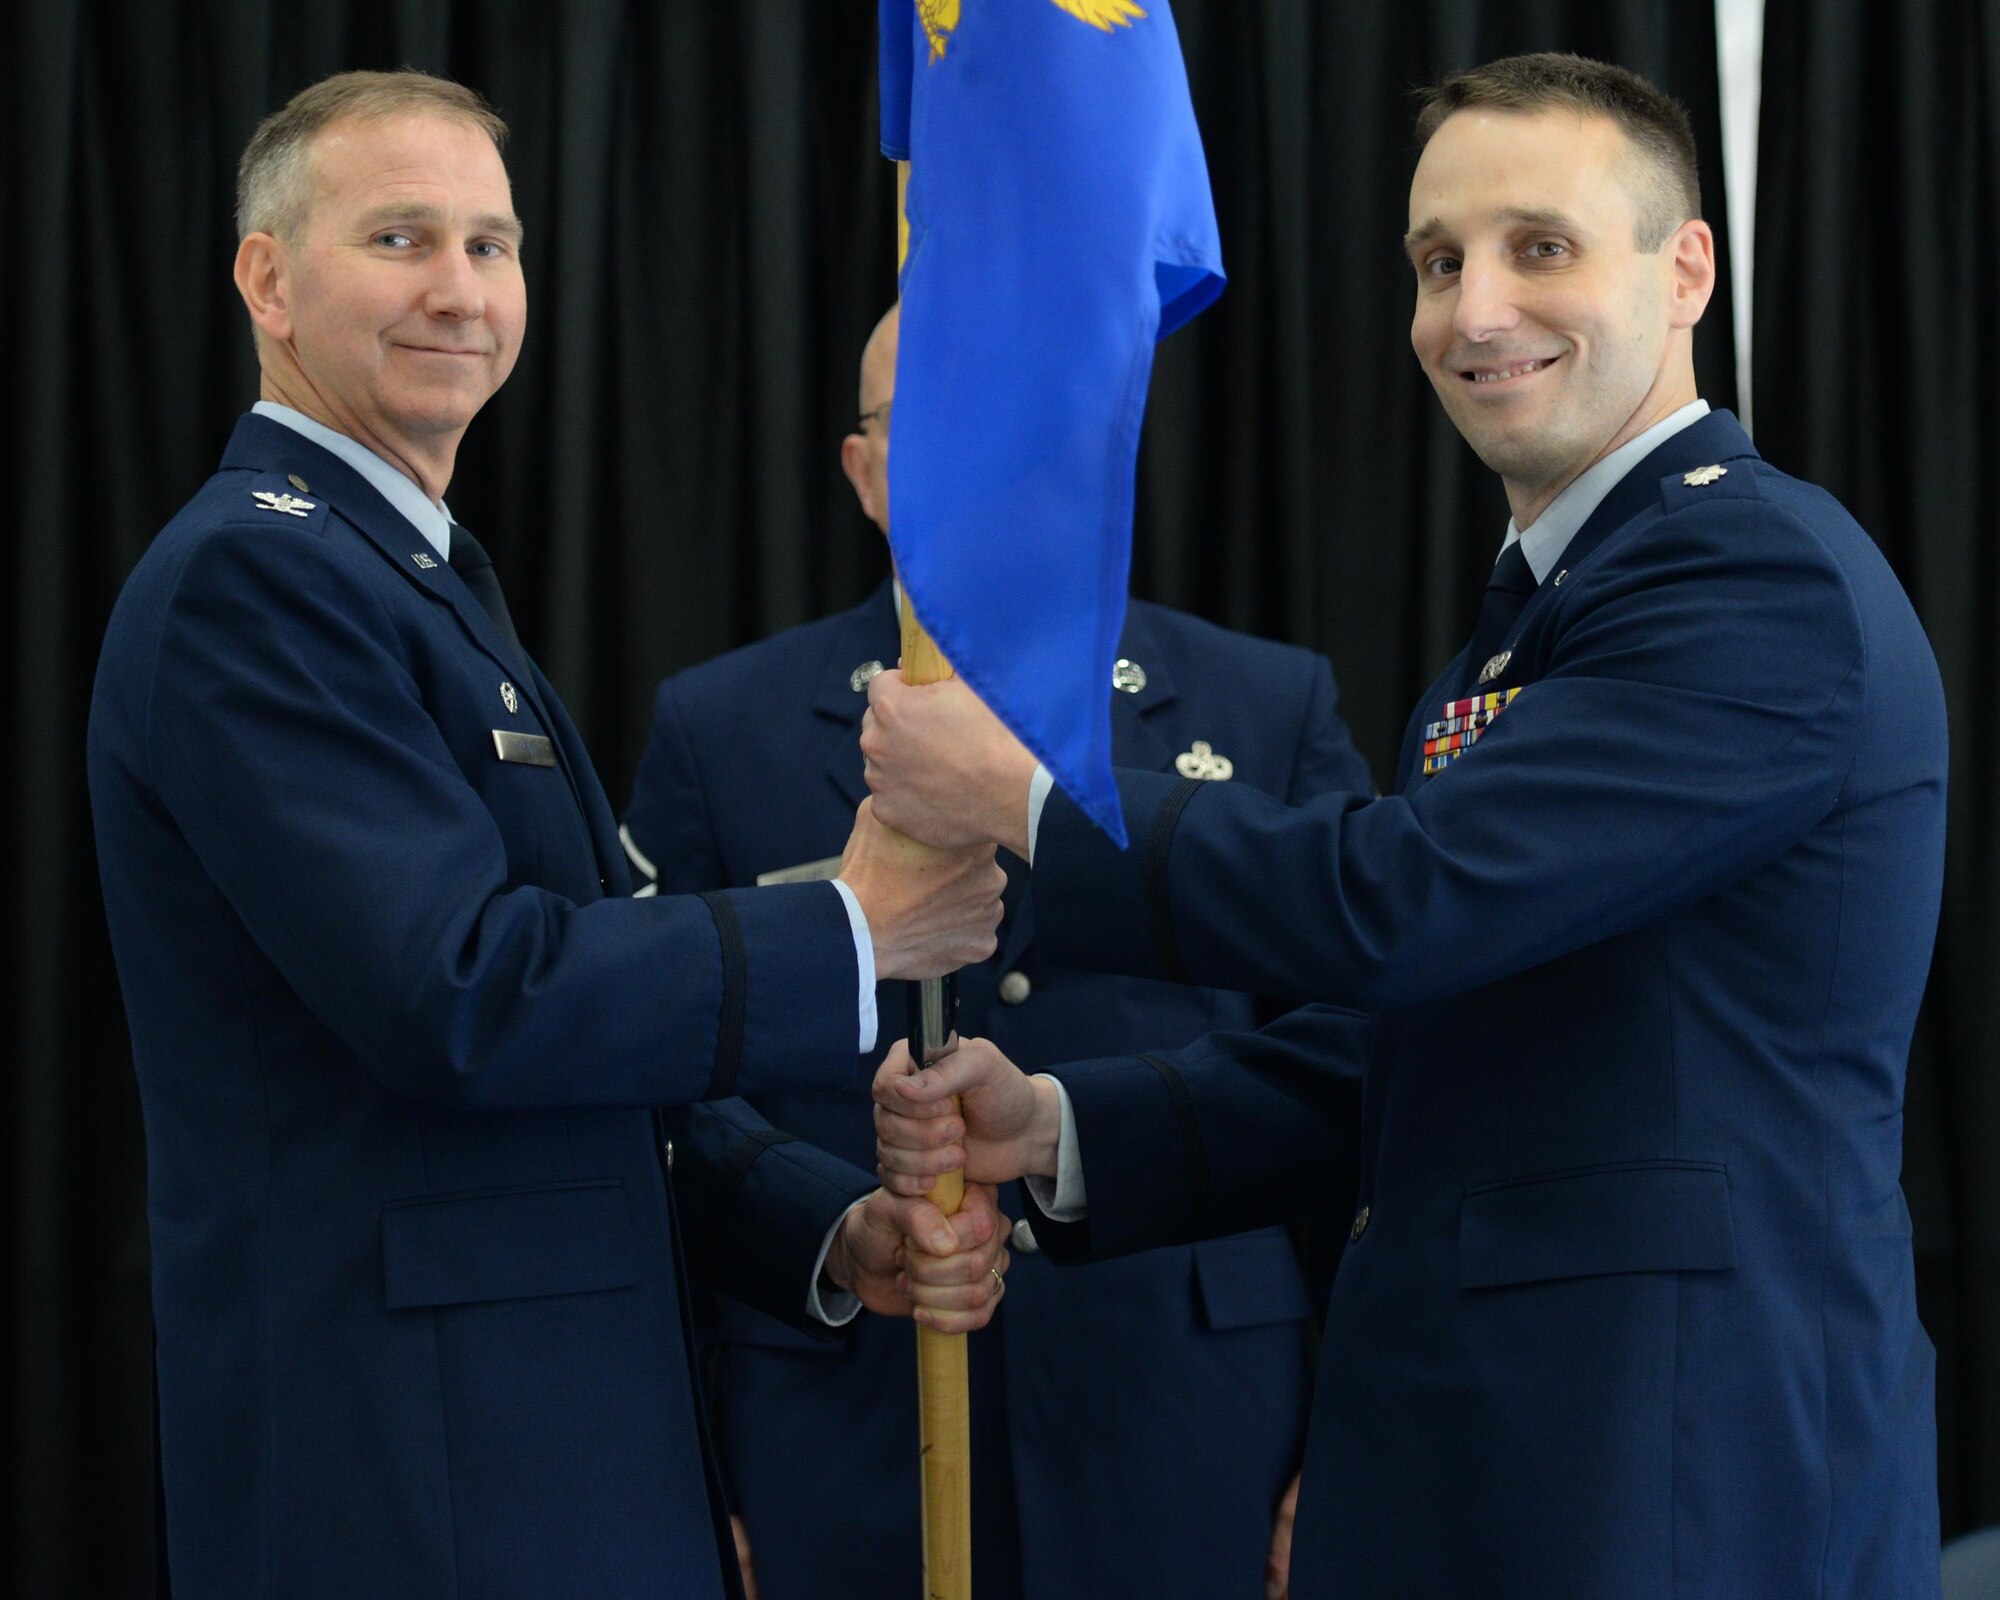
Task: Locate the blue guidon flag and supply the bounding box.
[879,0,1224,847]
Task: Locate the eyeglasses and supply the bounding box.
[857,399,893,433]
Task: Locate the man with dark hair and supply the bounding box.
[88,69,1009,1598]
[865,51,1947,1599]
[1412,52,1702,249]
[621,301,1376,1600]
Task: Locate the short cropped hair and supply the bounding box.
[235,69,508,242]
[1413,53,1701,250]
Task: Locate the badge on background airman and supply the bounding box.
[1112,658,1147,694]
[1683,464,1728,487]
[251,490,315,517]
[500,681,519,714]
[1175,741,1233,781]
[1477,650,1512,685]
[850,660,885,694]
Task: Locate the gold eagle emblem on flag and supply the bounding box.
[920,0,1147,61]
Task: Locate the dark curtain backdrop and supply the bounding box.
[0,1,1985,1592]
[1756,0,2000,1537]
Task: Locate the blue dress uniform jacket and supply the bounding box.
[86,414,880,1600]
[622,581,1376,1600]
[1021,412,1947,1600]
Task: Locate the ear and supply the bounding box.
[840,432,883,525]
[234,232,295,343]
[1665,219,1716,331]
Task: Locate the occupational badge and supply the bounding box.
[850,660,885,693]
[1112,658,1147,694]
[1421,687,1521,775]
[1174,741,1233,781]
[1477,650,1512,685]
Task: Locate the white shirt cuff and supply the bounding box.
[806,1196,869,1326]
[829,879,879,1054]
[1022,1073,1088,1220]
[1025,764,1055,866]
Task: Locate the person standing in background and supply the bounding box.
[622,302,1378,1600]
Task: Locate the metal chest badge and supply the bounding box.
[1422,687,1521,775]
[1175,741,1233,781]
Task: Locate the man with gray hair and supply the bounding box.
[88,69,1009,1598]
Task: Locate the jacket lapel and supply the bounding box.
[994,605,1181,973]
[218,415,613,886]
[219,415,564,736]
[1405,410,1762,793]
[1504,409,1762,647]
[814,582,900,810]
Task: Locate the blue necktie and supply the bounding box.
[448,526,528,674]
[1460,539,1537,694]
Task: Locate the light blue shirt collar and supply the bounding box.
[252,402,455,561]
[1501,399,1711,582]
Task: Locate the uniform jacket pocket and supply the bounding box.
[1193,1226,1315,1331]
[712,1297,846,1356]
[1456,1160,1736,1290]
[382,1178,642,1309]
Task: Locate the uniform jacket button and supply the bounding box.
[1012,1217,1039,1254]
[1350,1204,1370,1242]
[997,971,1032,1005]
[664,1139,675,1172]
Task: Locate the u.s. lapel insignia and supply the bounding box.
[500,681,519,714]
[1477,650,1512,685]
[1683,464,1728,487]
[850,660,884,693]
[411,551,438,570]
[251,490,315,517]
[1112,658,1147,694]
[1174,741,1233,781]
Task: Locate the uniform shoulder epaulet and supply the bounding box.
[1659,459,1764,514]
[234,472,334,534]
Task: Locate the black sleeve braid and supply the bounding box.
[1140,1053,1209,1237]
[698,891,748,1100]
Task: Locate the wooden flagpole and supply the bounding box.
[892,158,974,1600]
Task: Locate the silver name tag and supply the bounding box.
[755,855,844,886]
[492,730,556,767]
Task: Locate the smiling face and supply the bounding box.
[1406,107,1712,523]
[237,110,525,492]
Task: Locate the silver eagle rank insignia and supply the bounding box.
[252,490,316,517]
